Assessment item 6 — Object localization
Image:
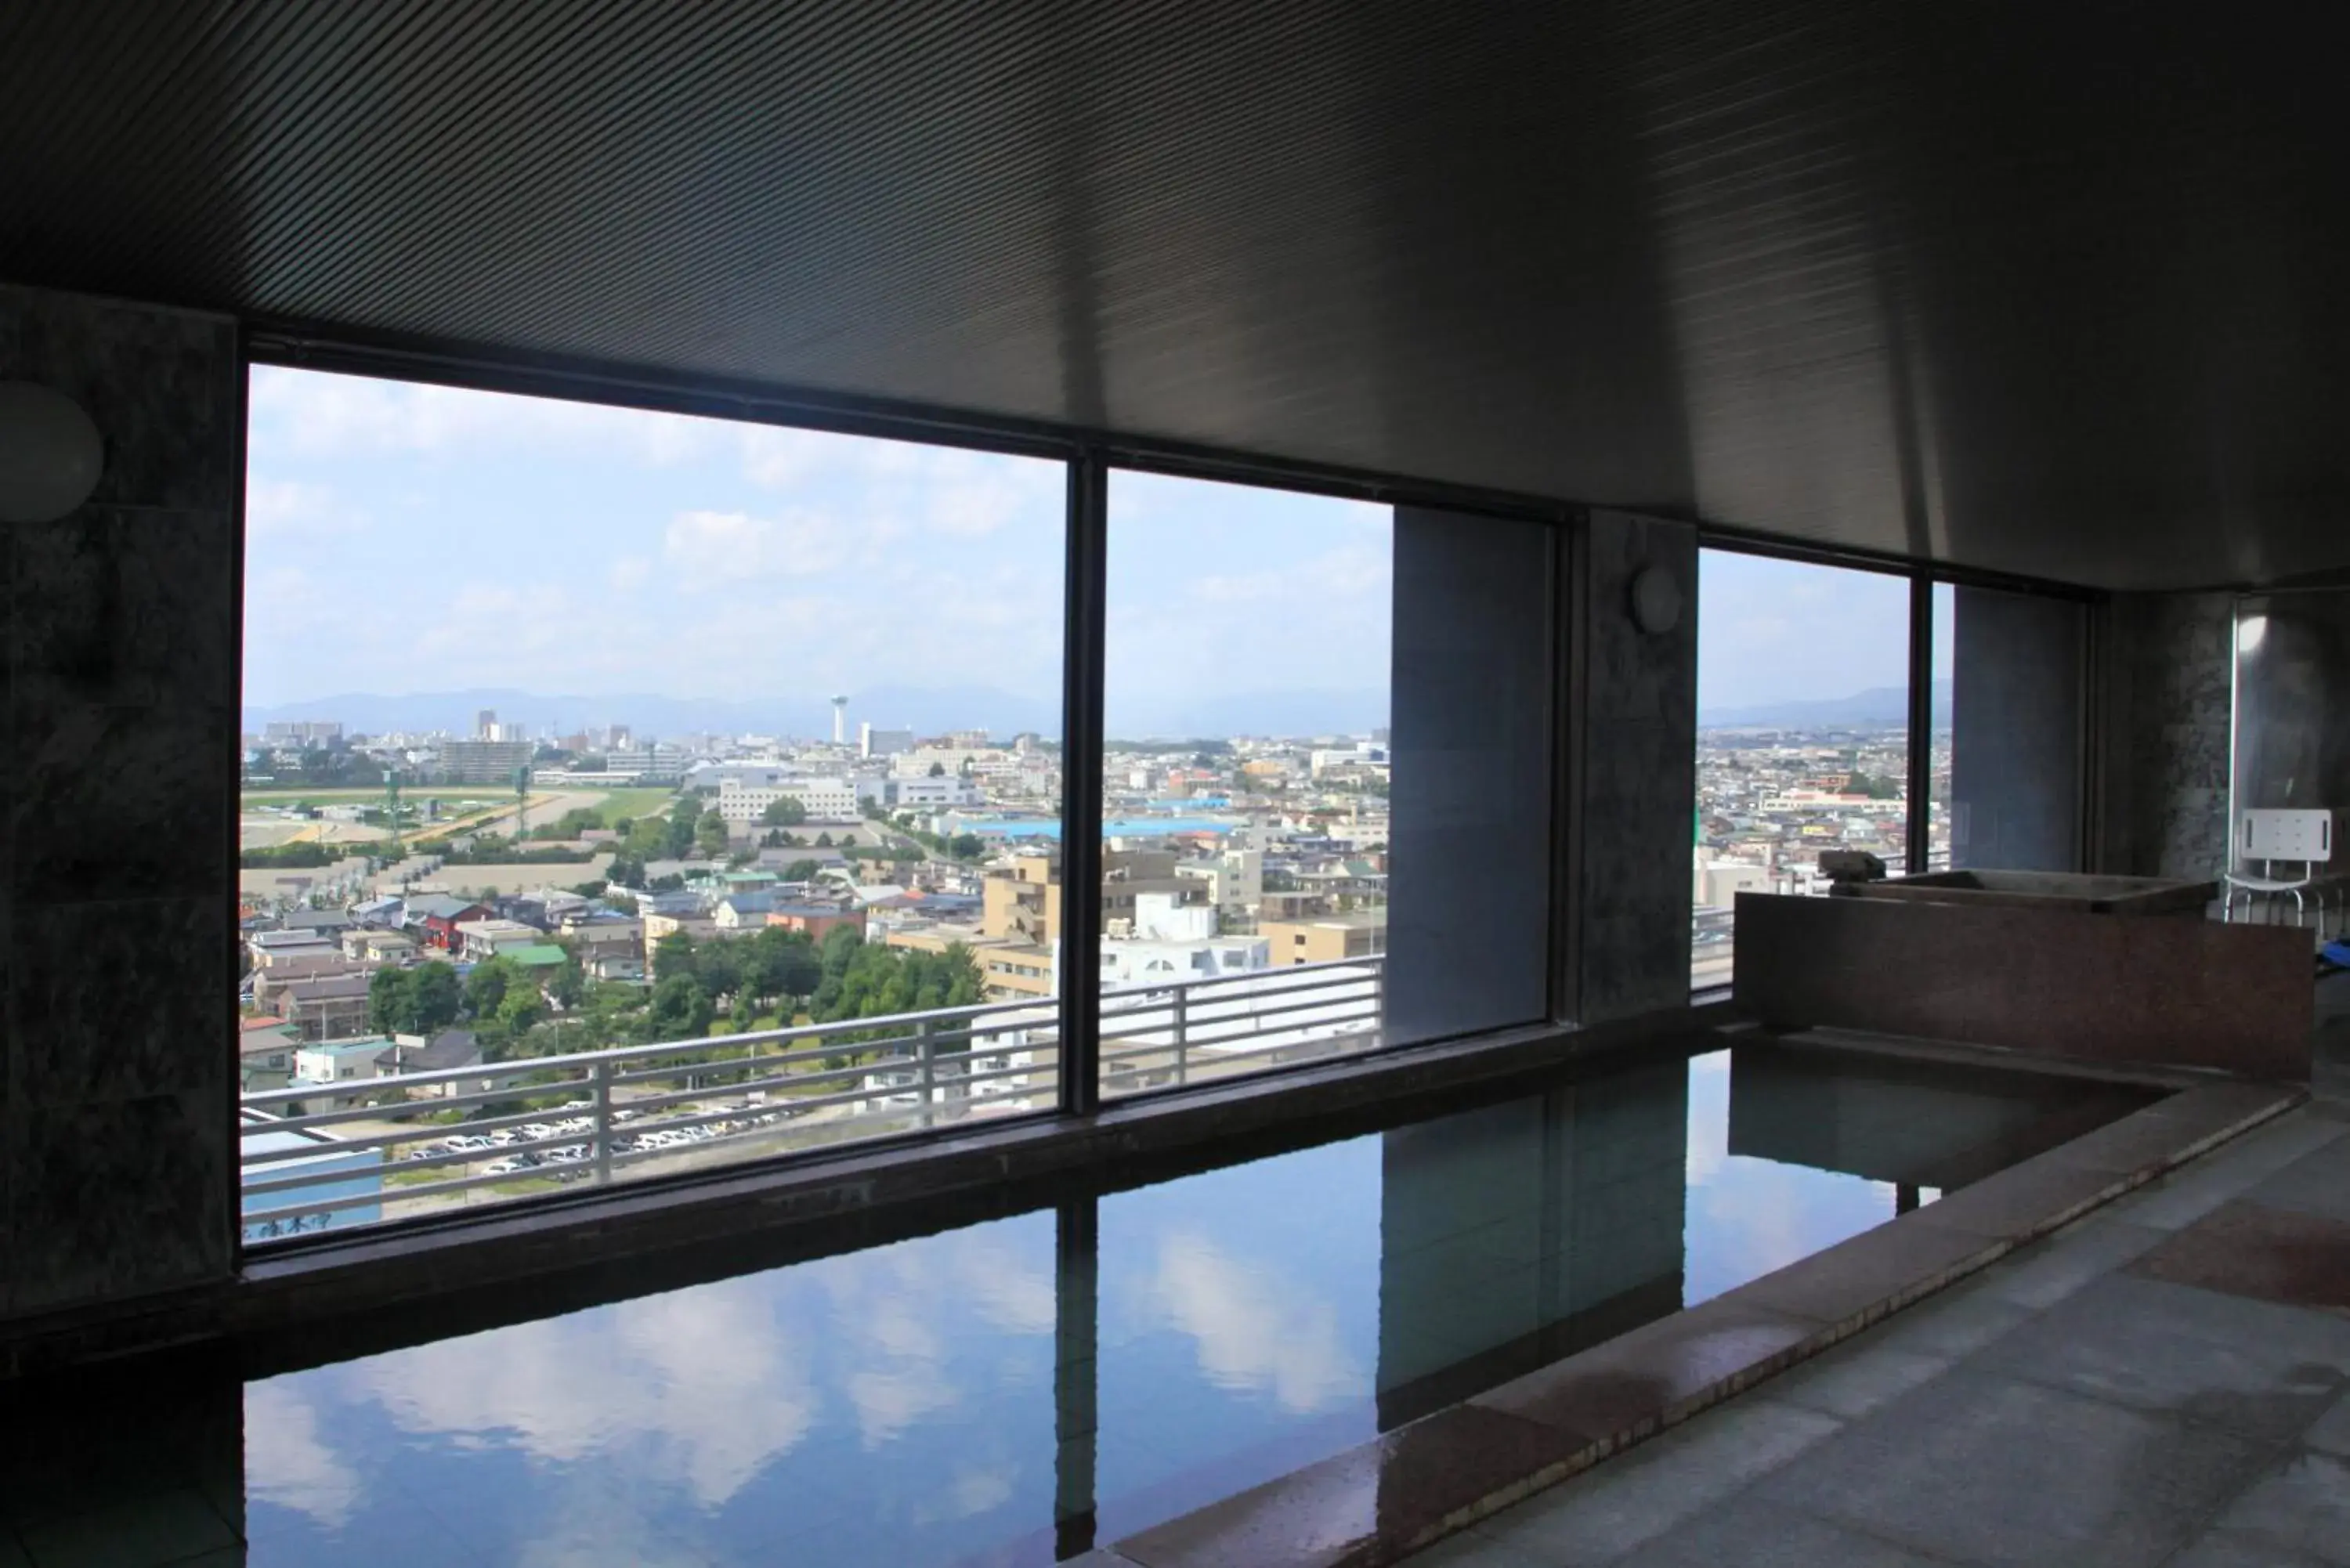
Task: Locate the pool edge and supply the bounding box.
[1099,1078,2308,1568]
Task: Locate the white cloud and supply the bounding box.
[1146,1230,1367,1413]
[244,1379,365,1527]
[609,555,652,591]
[245,478,360,538]
[361,1278,819,1508]
[663,507,861,588]
[250,366,718,465]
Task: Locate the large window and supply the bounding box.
[1088,473,1560,1099]
[1693,551,1913,990]
[1094,473,1397,1097]
[239,367,1065,1241]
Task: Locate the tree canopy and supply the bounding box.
[367,960,461,1035]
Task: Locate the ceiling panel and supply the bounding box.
[2,1,2342,588]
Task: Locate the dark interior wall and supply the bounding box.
[0,283,240,1324]
[1576,512,1698,1022]
[2098,591,2232,880]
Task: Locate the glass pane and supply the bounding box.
[1097,471,1394,1097]
[1940,583,2084,872]
[239,366,1065,1243]
[1693,551,1912,991]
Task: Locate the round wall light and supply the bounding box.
[0,381,105,522]
[2236,613,2268,656]
[1628,562,1683,634]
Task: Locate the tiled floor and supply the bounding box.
[1397,1102,2350,1568]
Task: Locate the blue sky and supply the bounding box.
[248,367,1928,731]
[1696,548,1930,712]
[244,368,1388,735]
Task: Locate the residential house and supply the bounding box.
[405,894,491,952]
[348,894,405,928]
[454,918,551,962]
[342,927,417,964]
[278,906,356,938]
[273,973,374,1040]
[248,927,338,967]
[375,1028,486,1096]
[292,1035,396,1086]
[763,903,862,944]
[238,1018,302,1093]
[711,894,776,932]
[1260,911,1388,965]
[642,910,719,952]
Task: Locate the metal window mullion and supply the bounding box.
[1907,573,1935,876]
[1058,450,1108,1116]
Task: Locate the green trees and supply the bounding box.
[465,955,519,1017]
[760,796,808,826]
[548,948,586,1009]
[648,973,714,1039]
[241,841,340,869]
[496,986,546,1035]
[927,760,947,777]
[653,930,699,984]
[783,858,822,882]
[663,798,702,859]
[531,806,607,841]
[693,811,732,858]
[804,929,982,1026]
[367,959,463,1035]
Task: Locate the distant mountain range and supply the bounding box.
[244,685,1391,742]
[1698,679,1952,731]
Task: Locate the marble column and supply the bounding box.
[1,282,241,1322]
[2099,591,2232,880]
[1575,510,1699,1022]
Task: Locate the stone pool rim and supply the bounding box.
[1095,1075,2305,1568]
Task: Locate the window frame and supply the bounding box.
[1689,531,2106,993]
[236,327,2110,1255]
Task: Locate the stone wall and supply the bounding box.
[2099,591,2232,880]
[0,283,241,1321]
[1576,511,1699,1021]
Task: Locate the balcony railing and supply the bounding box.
[240,954,1386,1244]
[1688,847,1954,992]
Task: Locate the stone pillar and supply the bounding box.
[2098,591,2232,880]
[1,283,241,1323]
[1575,511,1698,1021]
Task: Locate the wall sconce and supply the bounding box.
[1628,562,1683,634]
[0,381,105,522]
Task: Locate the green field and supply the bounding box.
[595,787,680,822]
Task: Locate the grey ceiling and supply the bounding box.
[2,2,2342,589]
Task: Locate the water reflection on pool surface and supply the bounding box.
[245,1040,2154,1566]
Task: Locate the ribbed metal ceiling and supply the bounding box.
[2,2,2343,588]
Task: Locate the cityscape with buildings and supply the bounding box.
[239,682,1950,1231]
[1690,721,1950,988]
[237,700,1398,1234]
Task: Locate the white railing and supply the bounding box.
[240,954,1387,1242]
[1099,956,1384,1096]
